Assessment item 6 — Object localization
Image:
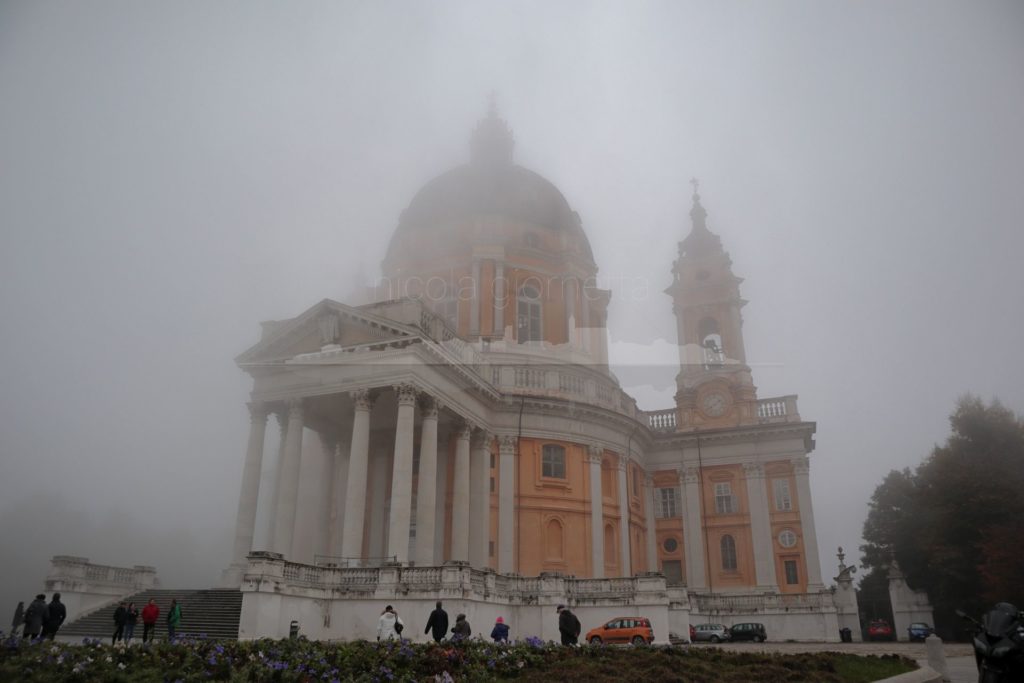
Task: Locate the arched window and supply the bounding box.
[541,444,566,478]
[698,317,724,368]
[545,518,564,560]
[720,535,738,571]
[517,285,543,342]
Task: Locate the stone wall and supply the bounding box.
[44,556,160,619]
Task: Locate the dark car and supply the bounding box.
[729,622,767,642]
[907,622,933,641]
[867,619,894,641]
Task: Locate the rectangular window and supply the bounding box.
[632,468,640,497]
[657,488,678,518]
[489,541,495,558]
[784,560,799,585]
[490,476,495,493]
[541,444,566,478]
[490,453,496,469]
[714,482,735,514]
[773,479,792,511]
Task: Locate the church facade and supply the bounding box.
[224,107,836,642]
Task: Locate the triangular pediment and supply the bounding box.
[236,299,421,365]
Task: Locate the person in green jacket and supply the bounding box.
[166,599,182,641]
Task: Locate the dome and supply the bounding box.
[383,107,595,270]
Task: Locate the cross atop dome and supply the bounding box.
[470,96,515,167]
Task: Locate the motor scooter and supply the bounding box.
[956,603,1024,683]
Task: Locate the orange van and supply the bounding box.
[585,617,654,645]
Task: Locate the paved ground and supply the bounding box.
[694,641,977,682]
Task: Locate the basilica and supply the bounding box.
[220,106,843,642]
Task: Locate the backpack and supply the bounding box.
[394,618,404,634]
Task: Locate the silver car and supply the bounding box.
[692,623,732,643]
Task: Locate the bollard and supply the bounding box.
[289,620,299,640]
[925,634,949,682]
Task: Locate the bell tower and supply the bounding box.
[665,180,759,430]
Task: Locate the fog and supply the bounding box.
[1,1,1022,613]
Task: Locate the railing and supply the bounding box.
[566,578,637,599]
[48,556,159,588]
[514,367,546,389]
[756,395,800,423]
[694,591,832,613]
[644,408,677,432]
[313,555,397,568]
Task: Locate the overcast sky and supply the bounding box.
[2,1,1022,611]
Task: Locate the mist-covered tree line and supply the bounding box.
[859,396,1024,637]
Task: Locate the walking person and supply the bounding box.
[490,616,510,643]
[22,594,47,640]
[424,601,448,643]
[141,598,159,643]
[556,605,580,646]
[377,605,403,641]
[10,602,24,638]
[41,593,66,640]
[123,602,138,644]
[451,613,471,640]
[166,599,182,641]
[112,601,128,645]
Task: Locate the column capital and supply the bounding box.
[351,388,375,411]
[286,397,304,420]
[791,455,810,475]
[586,444,604,465]
[742,462,765,479]
[455,420,473,441]
[274,410,289,430]
[247,402,269,424]
[471,429,493,450]
[681,465,701,485]
[393,383,418,406]
[498,434,517,454]
[419,395,439,419]
[616,454,629,472]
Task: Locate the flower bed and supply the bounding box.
[0,632,915,682]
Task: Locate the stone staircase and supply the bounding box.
[59,589,242,641]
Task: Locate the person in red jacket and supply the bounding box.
[141,599,160,644]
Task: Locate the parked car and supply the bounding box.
[867,619,894,641]
[585,617,654,645]
[691,623,732,643]
[907,622,934,641]
[729,622,767,642]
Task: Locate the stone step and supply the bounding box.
[60,589,242,640]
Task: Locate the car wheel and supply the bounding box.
[632,636,645,645]
[710,635,720,643]
[753,635,763,643]
[589,636,602,645]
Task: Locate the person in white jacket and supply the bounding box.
[377,605,404,641]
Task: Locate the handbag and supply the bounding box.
[394,620,404,634]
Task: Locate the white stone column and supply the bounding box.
[329,439,350,556]
[387,384,417,564]
[315,434,336,558]
[341,390,373,561]
[434,432,449,563]
[414,397,439,566]
[273,398,304,557]
[470,258,481,336]
[230,402,269,569]
[493,261,505,337]
[450,421,472,562]
[681,466,707,589]
[498,435,516,573]
[793,455,824,589]
[743,462,778,590]
[290,430,331,564]
[644,473,658,574]
[587,445,604,578]
[469,429,492,568]
[617,455,631,577]
[265,410,288,547]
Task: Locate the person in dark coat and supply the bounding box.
[424,601,449,643]
[112,601,128,644]
[556,605,580,646]
[10,602,24,637]
[22,595,47,640]
[41,593,66,640]
[451,613,471,640]
[124,602,139,644]
[490,616,510,643]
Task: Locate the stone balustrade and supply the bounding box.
[44,556,161,620]
[643,408,677,432]
[756,395,800,423]
[694,589,833,613]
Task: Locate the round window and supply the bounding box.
[663,538,679,553]
[778,530,797,548]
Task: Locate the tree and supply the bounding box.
[860,396,1024,636]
